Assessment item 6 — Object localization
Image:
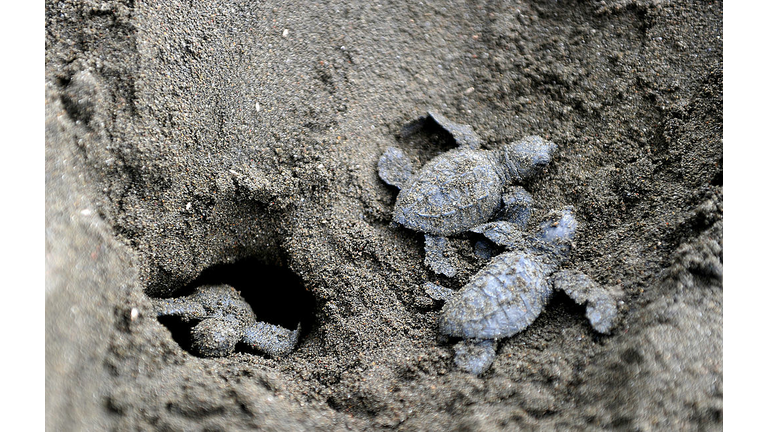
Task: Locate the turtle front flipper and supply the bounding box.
[552,270,621,334]
[423,281,455,302]
[470,220,525,249]
[152,296,207,321]
[378,146,415,189]
[242,322,301,357]
[427,111,482,150]
[424,234,458,277]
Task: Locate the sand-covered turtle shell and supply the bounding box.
[392,147,507,236]
[439,251,554,340]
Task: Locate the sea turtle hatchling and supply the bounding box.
[436,207,621,374]
[152,284,301,358]
[378,111,557,277]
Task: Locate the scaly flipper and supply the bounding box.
[243,322,301,357]
[552,270,620,334]
[153,297,207,321]
[378,146,415,189]
[470,221,525,249]
[499,186,533,229]
[423,281,455,302]
[424,234,458,277]
[453,340,497,375]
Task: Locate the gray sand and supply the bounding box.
[46,0,722,430]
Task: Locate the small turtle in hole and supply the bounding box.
[436,208,621,375]
[152,284,300,357]
[378,111,557,277]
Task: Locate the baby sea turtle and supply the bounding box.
[437,208,621,374]
[152,284,301,357]
[378,111,557,277]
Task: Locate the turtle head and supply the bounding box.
[537,207,577,244]
[501,136,557,181]
[190,316,242,357]
[530,207,578,260]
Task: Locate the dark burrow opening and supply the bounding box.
[155,256,316,357]
[397,113,466,161]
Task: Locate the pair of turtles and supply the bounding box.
[379,112,619,374]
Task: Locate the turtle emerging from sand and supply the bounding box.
[152,285,300,358]
[378,111,558,277]
[437,207,621,374]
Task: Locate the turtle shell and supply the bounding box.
[393,147,506,236]
[439,251,553,339]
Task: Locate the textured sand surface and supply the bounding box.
[46,1,722,430]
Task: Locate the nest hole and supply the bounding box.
[397,114,462,162]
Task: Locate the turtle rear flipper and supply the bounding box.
[453,339,497,375]
[378,146,415,189]
[424,234,458,277]
[423,281,455,302]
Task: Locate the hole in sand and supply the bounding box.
[156,256,316,357]
[397,114,462,163]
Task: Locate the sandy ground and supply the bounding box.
[45,0,722,430]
